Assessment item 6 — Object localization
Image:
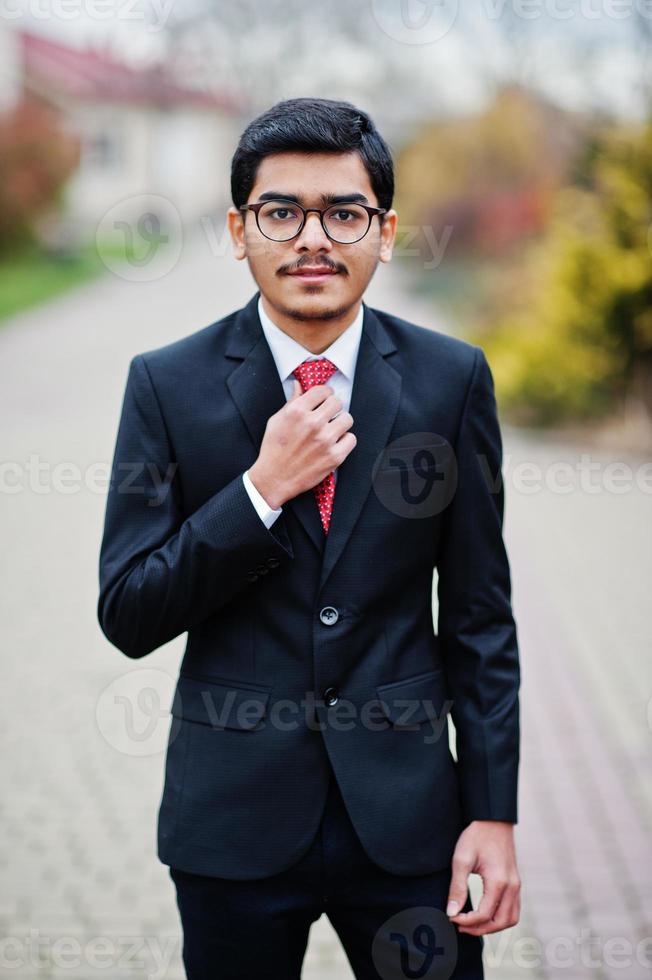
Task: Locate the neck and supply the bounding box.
[260,294,362,354]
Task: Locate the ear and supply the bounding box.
[227,206,247,260]
[379,209,398,264]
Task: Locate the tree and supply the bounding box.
[478,121,652,425]
[0,96,80,254]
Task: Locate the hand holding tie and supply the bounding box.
[248,360,356,530]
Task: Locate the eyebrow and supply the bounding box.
[255,191,370,205]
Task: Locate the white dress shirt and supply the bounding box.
[242,295,365,529]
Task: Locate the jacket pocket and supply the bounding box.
[376,668,451,728]
[171,673,272,731]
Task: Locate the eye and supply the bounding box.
[326,205,367,226]
[270,206,300,220]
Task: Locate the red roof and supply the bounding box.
[19,29,241,111]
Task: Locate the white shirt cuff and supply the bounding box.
[242,469,283,529]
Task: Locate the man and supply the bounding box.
[97,97,521,979]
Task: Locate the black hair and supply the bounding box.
[230,97,394,213]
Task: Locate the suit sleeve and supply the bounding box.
[436,347,520,825]
[97,354,294,659]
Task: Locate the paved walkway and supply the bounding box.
[0,225,650,978]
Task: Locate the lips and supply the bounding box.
[288,267,338,277]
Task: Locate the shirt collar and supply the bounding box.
[257,294,364,384]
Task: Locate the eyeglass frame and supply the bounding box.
[238,198,388,244]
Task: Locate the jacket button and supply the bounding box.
[319,606,339,626]
[255,564,269,575]
[245,571,258,582]
[324,686,340,706]
[266,557,280,568]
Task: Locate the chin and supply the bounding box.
[281,298,351,322]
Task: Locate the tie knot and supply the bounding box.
[291,357,338,392]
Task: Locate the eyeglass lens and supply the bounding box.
[257,200,370,243]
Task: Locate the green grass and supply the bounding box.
[0,244,107,322]
[0,238,173,323]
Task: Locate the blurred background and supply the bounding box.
[0,1,650,978]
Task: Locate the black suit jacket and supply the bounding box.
[97,290,520,880]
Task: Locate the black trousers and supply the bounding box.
[169,769,484,979]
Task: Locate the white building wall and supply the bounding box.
[149,108,237,221]
[0,23,22,114]
[60,101,236,236]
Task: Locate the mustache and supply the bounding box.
[279,258,348,275]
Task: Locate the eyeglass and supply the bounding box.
[239,198,387,244]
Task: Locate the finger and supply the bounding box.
[460,886,521,935]
[457,887,519,935]
[458,917,510,935]
[450,878,505,927]
[301,383,334,408]
[313,393,344,423]
[446,855,472,918]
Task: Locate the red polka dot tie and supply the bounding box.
[291,357,339,534]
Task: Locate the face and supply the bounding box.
[227,151,398,323]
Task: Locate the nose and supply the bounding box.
[293,211,332,251]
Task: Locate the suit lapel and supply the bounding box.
[318,306,401,595]
[224,292,402,591]
[225,293,325,554]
